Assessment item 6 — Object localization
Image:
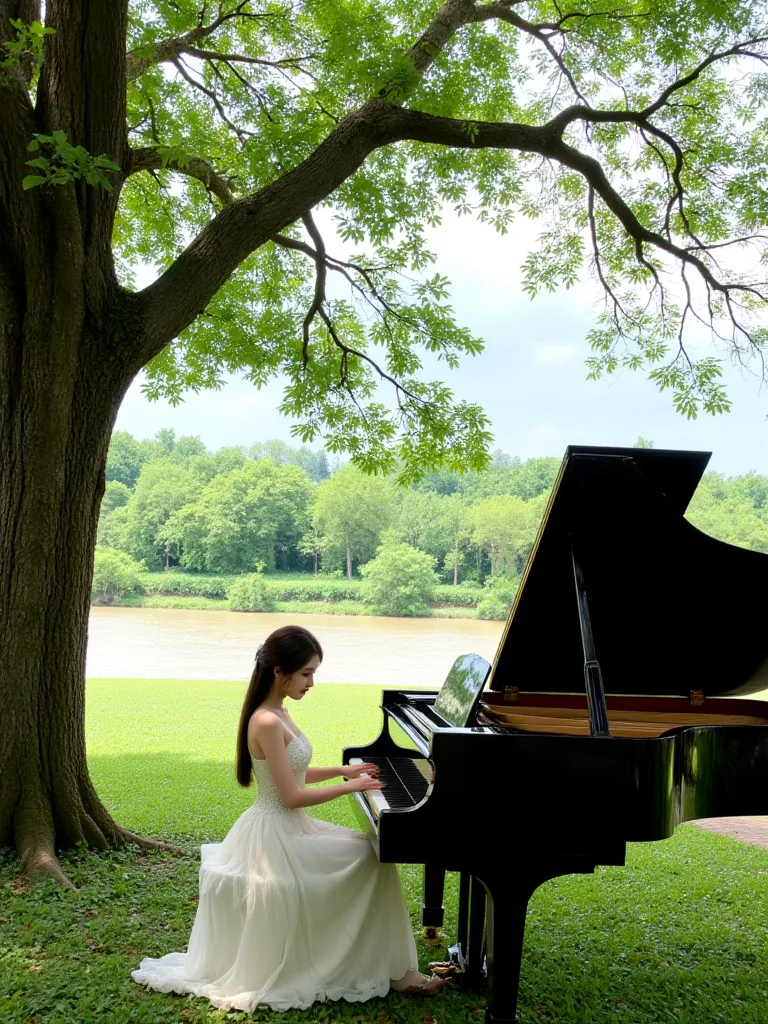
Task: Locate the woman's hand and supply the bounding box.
[343,762,380,780]
[347,773,384,792]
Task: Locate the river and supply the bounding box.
[86,607,505,687]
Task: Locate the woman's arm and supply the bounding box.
[305,767,344,784]
[305,762,380,784]
[253,714,382,810]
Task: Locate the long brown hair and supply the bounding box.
[236,625,323,787]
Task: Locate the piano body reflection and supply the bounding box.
[343,445,768,1024]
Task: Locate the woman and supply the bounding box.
[132,624,447,1011]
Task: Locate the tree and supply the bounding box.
[101,479,131,516]
[468,494,546,577]
[160,459,313,572]
[4,1,768,885]
[360,536,438,616]
[105,430,145,488]
[124,458,202,569]
[686,473,768,553]
[633,437,655,449]
[313,465,395,578]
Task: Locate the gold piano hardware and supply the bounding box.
[690,690,705,706]
[504,686,519,703]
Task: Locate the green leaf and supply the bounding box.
[22,174,45,190]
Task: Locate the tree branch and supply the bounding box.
[298,211,327,367]
[129,147,235,205]
[133,3,768,378]
[126,0,290,81]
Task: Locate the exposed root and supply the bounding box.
[118,828,183,856]
[19,847,77,890]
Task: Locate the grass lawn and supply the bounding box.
[2,681,768,1023]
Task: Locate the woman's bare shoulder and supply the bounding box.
[250,708,281,731]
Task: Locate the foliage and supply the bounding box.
[360,535,438,616]
[468,493,546,576]
[4,681,768,1022]
[101,480,132,516]
[159,459,313,573]
[226,572,277,612]
[141,571,240,599]
[0,18,53,85]
[91,548,146,604]
[477,576,519,621]
[97,504,131,550]
[123,459,202,569]
[313,465,395,577]
[686,472,768,553]
[23,131,120,191]
[106,0,768,445]
[98,431,768,601]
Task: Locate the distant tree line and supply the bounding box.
[98,431,768,596]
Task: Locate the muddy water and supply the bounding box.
[87,607,505,687]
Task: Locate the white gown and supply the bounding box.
[131,726,418,1011]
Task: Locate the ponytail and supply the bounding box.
[235,625,323,786]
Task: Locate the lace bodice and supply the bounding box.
[250,729,312,812]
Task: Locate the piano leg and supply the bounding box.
[468,875,486,982]
[448,873,486,987]
[479,859,601,1024]
[421,865,446,938]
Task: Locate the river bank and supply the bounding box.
[116,593,482,618]
[97,569,504,620]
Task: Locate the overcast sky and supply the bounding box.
[116,211,768,477]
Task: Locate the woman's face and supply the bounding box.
[278,654,320,701]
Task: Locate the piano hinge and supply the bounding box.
[504,686,519,703]
[690,689,705,706]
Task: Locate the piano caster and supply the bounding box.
[421,925,444,946]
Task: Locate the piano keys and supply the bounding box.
[347,755,433,816]
[343,445,768,1024]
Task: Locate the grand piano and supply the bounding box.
[343,445,768,1023]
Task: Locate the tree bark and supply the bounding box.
[0,206,173,883]
[346,538,352,581]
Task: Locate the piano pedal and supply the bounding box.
[427,959,458,980]
[421,926,445,947]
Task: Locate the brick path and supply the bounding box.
[694,816,768,850]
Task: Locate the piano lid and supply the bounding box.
[488,445,768,699]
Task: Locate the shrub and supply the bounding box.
[433,582,483,607]
[476,575,518,620]
[227,573,278,612]
[91,548,146,604]
[360,541,438,616]
[142,571,239,599]
[476,595,508,620]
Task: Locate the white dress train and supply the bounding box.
[131,727,419,1011]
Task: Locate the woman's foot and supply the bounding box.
[391,970,451,997]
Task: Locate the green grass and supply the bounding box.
[3,681,768,1023]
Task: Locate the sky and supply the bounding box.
[116,210,768,478]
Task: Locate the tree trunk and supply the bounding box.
[453,560,458,586]
[346,538,352,580]
[0,251,173,884]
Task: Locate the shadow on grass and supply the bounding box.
[4,752,768,1023]
[87,751,364,843]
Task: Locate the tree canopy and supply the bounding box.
[116,0,768,429]
[6,0,768,483]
